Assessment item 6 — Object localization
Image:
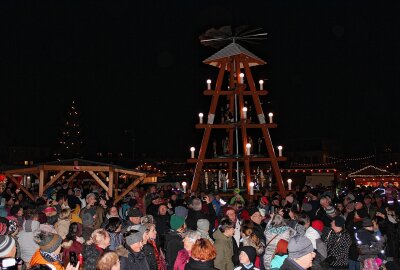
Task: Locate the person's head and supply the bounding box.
[190,238,216,261]
[59,208,71,220]
[298,214,311,228]
[86,193,97,206]
[0,235,16,258]
[127,208,142,225]
[224,207,237,223]
[336,202,344,212]
[109,206,119,217]
[170,215,185,232]
[289,209,299,220]
[288,236,315,269]
[144,223,157,240]
[239,246,257,265]
[149,185,156,194]
[74,189,82,197]
[182,230,201,251]
[10,205,23,217]
[66,222,81,241]
[248,208,263,225]
[220,218,235,237]
[319,196,331,208]
[17,193,24,202]
[105,217,122,233]
[362,218,374,231]
[125,229,143,252]
[364,195,372,205]
[96,251,120,270]
[158,205,168,216]
[241,221,254,237]
[191,198,202,212]
[91,229,110,249]
[270,213,286,227]
[67,188,74,196]
[34,231,63,255]
[331,216,345,233]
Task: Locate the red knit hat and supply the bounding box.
[311,220,324,233]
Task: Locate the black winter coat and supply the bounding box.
[280,258,304,270]
[184,258,218,270]
[82,244,105,270]
[165,230,184,270]
[120,250,150,270]
[143,243,158,270]
[185,203,216,233]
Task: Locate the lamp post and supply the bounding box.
[239,73,244,84]
[182,181,187,193]
[190,147,195,159]
[287,178,293,190]
[206,79,211,90]
[242,107,248,119]
[246,143,251,156]
[259,80,264,90]
[268,112,273,123]
[249,182,254,195]
[198,113,204,124]
[277,145,283,157]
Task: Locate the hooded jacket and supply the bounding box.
[213,229,234,270]
[18,220,40,263]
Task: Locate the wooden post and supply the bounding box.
[88,171,109,193]
[108,169,114,197]
[5,173,35,201]
[39,168,45,197]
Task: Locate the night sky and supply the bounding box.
[1,1,400,159]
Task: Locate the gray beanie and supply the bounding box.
[126,230,144,246]
[197,219,210,232]
[175,206,188,218]
[288,235,314,259]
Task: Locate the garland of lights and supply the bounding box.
[327,154,375,161]
[348,165,395,178]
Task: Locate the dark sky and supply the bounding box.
[1,0,400,159]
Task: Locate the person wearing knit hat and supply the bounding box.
[174,206,188,218]
[280,236,315,269]
[0,235,16,258]
[325,205,336,218]
[311,220,324,235]
[18,220,40,264]
[30,231,64,270]
[234,246,258,270]
[170,215,185,231]
[196,219,213,243]
[120,229,149,270]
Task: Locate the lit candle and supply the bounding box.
[198,113,204,124]
[190,147,195,159]
[239,73,244,84]
[182,181,187,193]
[287,179,293,190]
[268,112,273,123]
[207,79,211,90]
[278,145,283,157]
[259,80,264,90]
[249,182,254,195]
[242,107,248,119]
[246,143,251,155]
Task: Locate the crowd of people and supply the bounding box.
[0,180,400,270]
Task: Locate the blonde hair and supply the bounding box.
[96,251,119,270]
[91,229,108,245]
[59,208,71,220]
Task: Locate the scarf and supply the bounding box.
[148,239,166,270]
[39,250,63,264]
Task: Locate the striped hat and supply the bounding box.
[34,231,62,253]
[0,235,16,257]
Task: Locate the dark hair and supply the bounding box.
[66,222,79,241]
[56,193,65,202]
[29,265,53,270]
[298,213,310,226]
[220,218,234,233]
[105,218,122,233]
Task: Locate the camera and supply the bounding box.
[0,257,23,270]
[69,251,77,267]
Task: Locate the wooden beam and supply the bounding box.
[114,169,146,177]
[66,172,80,184]
[114,176,145,204]
[88,171,109,192]
[108,169,114,197]
[42,165,110,172]
[5,173,35,201]
[43,170,66,191]
[39,169,45,197]
[98,172,107,179]
[2,167,40,175]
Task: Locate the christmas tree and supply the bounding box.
[55,100,84,159]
